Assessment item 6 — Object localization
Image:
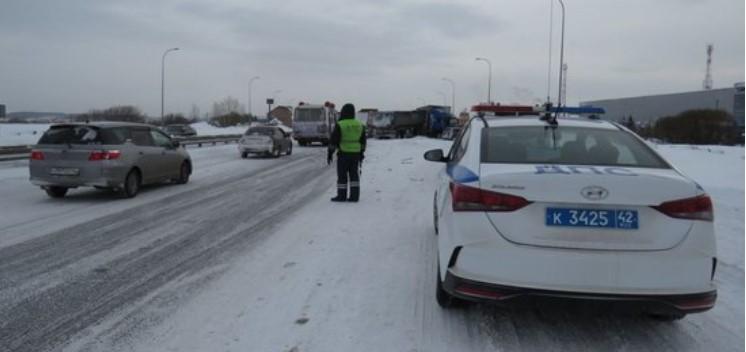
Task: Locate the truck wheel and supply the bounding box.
[45,186,68,198]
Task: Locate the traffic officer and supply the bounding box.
[327,103,366,202]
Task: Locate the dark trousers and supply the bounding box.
[336,153,360,200]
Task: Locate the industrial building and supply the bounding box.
[581,83,745,126]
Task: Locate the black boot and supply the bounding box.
[348,187,359,202]
[331,187,347,202]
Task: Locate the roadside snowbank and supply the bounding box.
[0,122,249,146]
[0,123,50,146]
[190,122,247,136]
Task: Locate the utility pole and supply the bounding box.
[703,44,714,90]
[248,76,260,117]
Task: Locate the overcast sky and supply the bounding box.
[0,0,743,116]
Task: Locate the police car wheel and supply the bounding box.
[436,264,464,309]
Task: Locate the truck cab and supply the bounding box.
[293,102,338,146]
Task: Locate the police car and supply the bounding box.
[424,113,717,320]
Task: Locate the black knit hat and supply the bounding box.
[340,103,355,119]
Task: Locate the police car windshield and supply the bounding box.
[481,126,670,168]
[295,108,323,122]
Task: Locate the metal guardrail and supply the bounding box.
[0,134,243,161]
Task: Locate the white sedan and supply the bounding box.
[424,115,717,320]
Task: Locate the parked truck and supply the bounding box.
[293,102,338,146]
[369,110,426,138]
[416,105,452,138]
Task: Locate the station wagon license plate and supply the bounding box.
[50,167,80,176]
[545,208,638,230]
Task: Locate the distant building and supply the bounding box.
[581,83,745,126]
[0,104,5,118]
[269,106,293,127]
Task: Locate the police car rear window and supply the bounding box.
[481,126,670,168]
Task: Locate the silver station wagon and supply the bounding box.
[29,122,192,198]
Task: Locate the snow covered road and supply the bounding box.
[0,144,334,351]
[0,140,742,352]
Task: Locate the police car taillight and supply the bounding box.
[652,194,713,221]
[450,182,530,212]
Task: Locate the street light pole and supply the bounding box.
[161,47,180,123]
[248,76,260,117]
[441,78,456,114]
[556,0,566,113]
[475,57,492,104]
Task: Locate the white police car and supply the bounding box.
[424,115,716,320]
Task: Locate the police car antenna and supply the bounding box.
[540,101,558,126]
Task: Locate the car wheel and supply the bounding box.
[175,162,190,185]
[436,264,464,309]
[241,151,248,159]
[45,186,68,198]
[273,147,281,158]
[433,192,439,235]
[286,144,293,155]
[121,169,141,198]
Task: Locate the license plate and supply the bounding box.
[545,208,638,230]
[50,167,80,176]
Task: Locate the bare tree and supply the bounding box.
[189,104,201,121]
[211,97,244,117]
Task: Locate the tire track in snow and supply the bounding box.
[0,151,334,352]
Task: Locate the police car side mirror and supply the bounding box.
[424,149,447,163]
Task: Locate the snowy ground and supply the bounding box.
[0,122,246,146]
[0,139,742,352]
[0,123,51,146]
